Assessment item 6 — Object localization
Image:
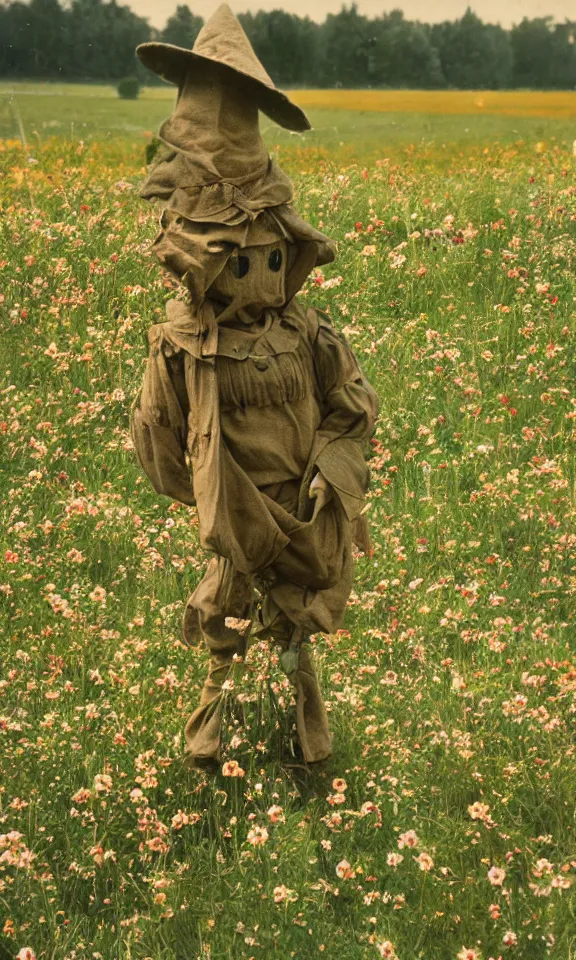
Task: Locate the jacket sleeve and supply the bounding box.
[310,310,379,521]
[130,324,196,506]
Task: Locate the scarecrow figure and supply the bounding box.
[131,4,378,769]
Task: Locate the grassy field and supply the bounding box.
[1,83,576,156]
[1,88,576,960]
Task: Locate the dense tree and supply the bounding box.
[368,11,445,89]
[510,17,576,89]
[161,5,203,49]
[1,0,150,80]
[26,0,66,76]
[318,4,373,87]
[431,9,512,89]
[239,9,318,86]
[548,22,576,89]
[0,1,573,90]
[510,17,555,88]
[0,1,33,77]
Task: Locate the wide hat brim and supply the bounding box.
[136,43,310,133]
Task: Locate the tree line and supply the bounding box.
[1,0,575,90]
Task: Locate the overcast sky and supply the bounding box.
[134,0,574,29]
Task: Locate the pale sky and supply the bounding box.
[135,0,574,29]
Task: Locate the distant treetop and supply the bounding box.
[0,0,574,89]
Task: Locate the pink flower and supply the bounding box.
[93,773,112,793]
[16,950,37,960]
[327,792,346,806]
[387,852,404,867]
[414,852,434,871]
[146,837,169,853]
[71,787,91,804]
[457,949,480,960]
[273,884,297,903]
[468,801,490,821]
[247,825,268,846]
[267,805,284,823]
[332,778,347,794]
[488,866,506,886]
[66,548,85,563]
[335,859,355,879]
[89,585,107,603]
[376,942,397,958]
[171,811,193,830]
[551,874,572,889]
[503,930,518,946]
[398,829,418,849]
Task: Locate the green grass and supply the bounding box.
[2,81,576,159]
[1,95,576,960]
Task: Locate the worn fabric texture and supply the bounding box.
[131,3,378,767]
[131,297,378,764]
[137,7,336,296]
[137,3,309,132]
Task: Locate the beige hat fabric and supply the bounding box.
[138,3,336,298]
[137,3,309,132]
[139,77,294,222]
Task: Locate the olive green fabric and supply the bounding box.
[132,299,377,571]
[181,539,341,765]
[131,294,378,766]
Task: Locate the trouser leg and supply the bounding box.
[182,556,254,767]
[261,599,332,764]
[258,540,355,765]
[293,642,332,763]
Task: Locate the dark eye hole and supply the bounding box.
[268,248,283,272]
[231,255,250,279]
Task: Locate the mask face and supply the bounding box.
[208,240,288,322]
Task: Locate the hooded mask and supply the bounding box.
[136,3,335,324]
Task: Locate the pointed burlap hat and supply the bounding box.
[136,4,336,295]
[137,3,309,133]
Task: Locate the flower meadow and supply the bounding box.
[292,89,576,119]
[1,126,576,960]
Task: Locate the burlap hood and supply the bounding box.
[137,3,336,304]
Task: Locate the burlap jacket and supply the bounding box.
[131,297,378,576]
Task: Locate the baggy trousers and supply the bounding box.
[182,479,354,766]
